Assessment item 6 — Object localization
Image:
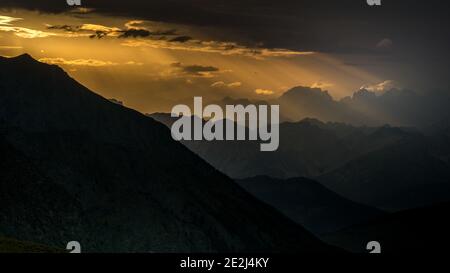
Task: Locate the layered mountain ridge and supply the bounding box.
[0,54,335,253]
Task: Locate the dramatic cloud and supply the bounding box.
[211,81,242,88]
[211,81,226,88]
[38,57,119,67]
[0,15,56,38]
[1,13,314,60]
[0,45,23,49]
[311,82,334,89]
[0,25,56,38]
[376,38,393,49]
[0,15,21,25]
[80,24,120,33]
[228,82,242,88]
[43,19,313,59]
[255,89,274,95]
[170,62,220,77]
[1,1,449,55]
[124,61,144,66]
[124,20,144,30]
[361,80,400,94]
[46,21,176,40]
[46,24,78,32]
[118,29,151,38]
[121,39,312,59]
[170,36,192,43]
[1,1,449,110]
[38,57,145,67]
[120,21,176,38]
[0,16,93,39]
[69,7,95,14]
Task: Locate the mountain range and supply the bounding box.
[150,114,450,211]
[3,53,449,254]
[0,54,336,252]
[214,86,450,128]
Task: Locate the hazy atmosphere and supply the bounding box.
[1,1,449,116]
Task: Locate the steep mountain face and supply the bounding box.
[323,202,450,253]
[236,176,384,235]
[0,133,82,246]
[319,136,450,211]
[0,54,335,253]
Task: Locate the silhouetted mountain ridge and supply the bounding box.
[150,113,419,179]
[0,54,335,252]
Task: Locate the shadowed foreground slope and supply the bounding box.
[0,237,64,253]
[323,202,450,253]
[237,176,384,234]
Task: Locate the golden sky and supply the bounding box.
[0,8,385,113]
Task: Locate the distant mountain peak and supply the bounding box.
[298,118,326,127]
[14,53,34,59]
[352,88,377,100]
[3,53,37,63]
[0,53,59,74]
[279,86,335,105]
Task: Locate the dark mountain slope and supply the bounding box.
[319,136,450,211]
[0,236,64,253]
[323,202,450,253]
[0,133,82,246]
[0,54,335,252]
[237,176,384,234]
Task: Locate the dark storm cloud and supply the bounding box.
[3,0,450,88]
[89,31,108,39]
[170,36,192,43]
[182,65,219,74]
[46,23,177,40]
[46,24,79,32]
[118,29,151,38]
[117,28,179,39]
[151,29,177,36]
[2,0,449,52]
[171,62,220,76]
